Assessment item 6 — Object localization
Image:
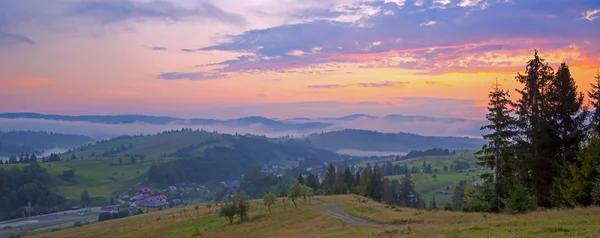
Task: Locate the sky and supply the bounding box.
[1,0,599,120]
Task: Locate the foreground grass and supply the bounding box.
[28,199,382,238]
[319,195,600,237]
[27,195,600,238]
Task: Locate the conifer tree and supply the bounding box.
[513,50,555,207]
[546,63,588,205]
[477,80,517,212]
[588,72,600,133]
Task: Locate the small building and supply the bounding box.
[120,194,130,200]
[137,200,168,213]
[130,194,144,201]
[306,167,313,172]
[168,186,177,192]
[144,195,167,202]
[100,206,114,213]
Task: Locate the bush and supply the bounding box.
[219,203,237,224]
[443,202,454,211]
[505,184,537,214]
[113,210,130,219]
[73,221,82,227]
[98,212,112,222]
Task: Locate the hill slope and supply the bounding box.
[24,195,600,238]
[0,131,95,157]
[309,129,485,152]
[4,130,342,199]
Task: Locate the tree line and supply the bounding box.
[294,163,425,208]
[475,50,600,213]
[0,163,70,220]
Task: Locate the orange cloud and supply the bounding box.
[3,76,53,88]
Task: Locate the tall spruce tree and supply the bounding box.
[589,72,600,134]
[547,63,588,205]
[477,80,517,212]
[514,50,555,207]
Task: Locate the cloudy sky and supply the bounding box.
[1,0,599,119]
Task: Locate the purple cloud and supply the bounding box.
[0,32,35,46]
[192,0,599,75]
[308,81,408,89]
[156,72,224,80]
[151,46,167,51]
[67,0,247,27]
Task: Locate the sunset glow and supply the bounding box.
[1,0,599,119]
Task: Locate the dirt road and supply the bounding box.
[312,199,378,226]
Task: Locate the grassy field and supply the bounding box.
[387,172,483,205]
[373,151,483,206]
[61,131,221,159]
[0,157,160,199]
[27,199,383,238]
[319,195,600,237]
[27,195,600,238]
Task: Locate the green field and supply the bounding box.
[387,172,483,205]
[0,157,159,199]
[369,151,485,206]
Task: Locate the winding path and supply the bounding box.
[312,199,378,227]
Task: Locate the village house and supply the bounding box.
[144,194,167,202]
[129,194,144,202]
[100,206,115,213]
[137,200,168,213]
[135,187,151,195]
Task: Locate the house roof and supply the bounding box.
[144,195,167,202]
[100,206,114,212]
[137,200,168,208]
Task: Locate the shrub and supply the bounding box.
[73,221,82,227]
[219,203,236,224]
[505,184,537,214]
[98,212,112,222]
[443,202,454,211]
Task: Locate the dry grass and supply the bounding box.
[27,199,382,238]
[28,195,600,238]
[318,195,600,238]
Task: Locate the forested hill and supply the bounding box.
[57,129,343,184]
[308,129,485,152]
[0,131,95,156]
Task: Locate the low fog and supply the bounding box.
[0,116,486,140]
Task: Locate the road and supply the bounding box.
[0,212,99,236]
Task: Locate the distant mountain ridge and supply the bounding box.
[308,129,485,152]
[0,112,486,137]
[0,131,95,157]
[0,113,332,132]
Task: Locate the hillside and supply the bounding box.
[0,129,342,199]
[0,131,95,157]
[308,129,485,153]
[22,195,600,238]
